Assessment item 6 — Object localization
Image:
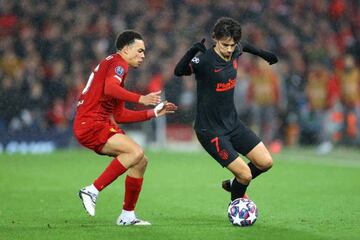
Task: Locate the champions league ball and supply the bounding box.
[227,198,258,226]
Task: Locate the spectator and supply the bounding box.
[0,0,358,149]
[248,58,281,146]
[338,54,360,144]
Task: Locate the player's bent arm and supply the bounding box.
[174,39,207,76]
[104,75,141,103]
[154,101,177,117]
[138,91,162,106]
[241,42,278,65]
[114,108,155,124]
[114,102,177,124]
[174,51,194,76]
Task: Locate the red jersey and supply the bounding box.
[74,53,153,125]
[73,53,155,153]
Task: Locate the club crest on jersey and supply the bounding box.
[191,57,200,64]
[115,66,124,76]
[233,59,238,70]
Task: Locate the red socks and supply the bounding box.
[93,158,127,191]
[92,158,144,211]
[123,175,143,211]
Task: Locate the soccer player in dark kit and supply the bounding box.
[74,30,177,226]
[174,17,278,202]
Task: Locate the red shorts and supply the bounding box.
[73,118,124,154]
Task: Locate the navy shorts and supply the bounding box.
[195,123,261,167]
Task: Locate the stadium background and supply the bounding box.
[0,0,359,154]
[1,1,360,240]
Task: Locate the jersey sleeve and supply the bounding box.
[189,54,204,75]
[113,102,155,124]
[234,44,243,59]
[104,63,141,103]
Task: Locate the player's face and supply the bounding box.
[215,37,237,60]
[126,39,145,68]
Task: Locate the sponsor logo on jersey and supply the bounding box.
[191,57,200,64]
[216,79,236,92]
[233,59,238,70]
[115,66,124,76]
[213,68,224,73]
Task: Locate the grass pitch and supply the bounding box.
[0,147,359,240]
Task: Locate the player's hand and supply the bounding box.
[139,90,161,106]
[154,101,178,117]
[260,50,278,65]
[190,38,206,53]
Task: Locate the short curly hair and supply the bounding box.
[212,17,242,42]
[115,30,143,50]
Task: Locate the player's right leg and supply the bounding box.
[246,142,273,175]
[79,133,145,217]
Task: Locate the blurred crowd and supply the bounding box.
[0,0,359,149]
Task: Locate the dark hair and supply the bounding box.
[212,17,242,42]
[115,30,143,50]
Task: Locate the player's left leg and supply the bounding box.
[116,155,151,226]
[222,125,272,193]
[246,142,273,178]
[222,142,273,191]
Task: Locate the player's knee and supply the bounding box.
[140,156,149,168]
[235,167,252,184]
[260,154,273,171]
[139,155,148,165]
[132,147,145,162]
[131,155,148,173]
[243,171,253,183]
[265,154,273,170]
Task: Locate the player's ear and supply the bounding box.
[211,33,219,44]
[122,45,129,54]
[211,32,216,42]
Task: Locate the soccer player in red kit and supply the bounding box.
[73,30,177,226]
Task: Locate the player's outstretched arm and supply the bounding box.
[104,75,161,105]
[241,42,278,65]
[153,101,178,117]
[174,39,206,76]
[114,101,178,124]
[104,76,142,103]
[139,91,162,106]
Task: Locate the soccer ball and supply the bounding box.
[227,198,258,226]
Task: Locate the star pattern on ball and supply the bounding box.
[247,209,257,223]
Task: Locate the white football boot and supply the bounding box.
[116,210,151,226]
[79,186,98,216]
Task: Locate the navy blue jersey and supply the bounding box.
[190,46,243,135]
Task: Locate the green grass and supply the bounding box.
[1,147,360,240]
